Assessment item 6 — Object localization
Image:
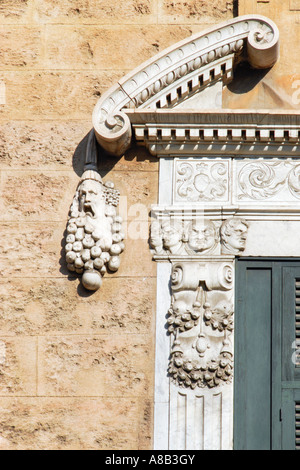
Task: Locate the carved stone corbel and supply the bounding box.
[64,131,124,291]
[167,260,234,389]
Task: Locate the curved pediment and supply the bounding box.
[92,15,279,157]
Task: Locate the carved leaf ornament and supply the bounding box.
[238,161,300,200]
[167,281,234,390]
[176,161,228,201]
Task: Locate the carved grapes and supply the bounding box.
[65,170,124,291]
[166,261,234,390]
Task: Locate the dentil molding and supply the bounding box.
[92,15,280,157]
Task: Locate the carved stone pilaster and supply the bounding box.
[167,260,234,390]
[149,214,248,393]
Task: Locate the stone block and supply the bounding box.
[0,71,122,121]
[0,397,152,449]
[157,0,234,24]
[0,0,31,23]
[44,25,196,71]
[37,335,154,398]
[34,0,157,24]
[0,121,92,171]
[106,170,158,219]
[0,26,42,69]
[0,277,156,336]
[0,336,37,396]
[75,277,157,334]
[290,0,300,10]
[0,222,65,278]
[0,170,78,222]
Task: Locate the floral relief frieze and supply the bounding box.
[236,159,300,202]
[170,158,300,207]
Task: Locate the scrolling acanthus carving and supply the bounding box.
[167,262,234,389]
[238,160,300,201]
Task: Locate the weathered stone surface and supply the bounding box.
[0,0,31,22]
[0,397,152,449]
[37,335,154,397]
[35,0,157,24]
[0,171,78,222]
[158,0,234,23]
[0,71,123,120]
[0,277,155,336]
[106,169,158,212]
[0,222,64,278]
[0,121,92,171]
[44,25,195,70]
[0,337,37,396]
[0,26,42,69]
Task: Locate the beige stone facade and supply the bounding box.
[1,0,299,450]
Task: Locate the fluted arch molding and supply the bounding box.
[91,15,279,157]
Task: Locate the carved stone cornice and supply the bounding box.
[130,110,300,157]
[92,15,279,157]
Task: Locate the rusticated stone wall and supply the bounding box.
[224,0,300,109]
[0,0,235,450]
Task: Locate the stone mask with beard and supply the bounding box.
[65,170,124,291]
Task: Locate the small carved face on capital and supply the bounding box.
[78,180,106,219]
[161,220,184,253]
[149,220,163,253]
[186,220,218,253]
[220,218,249,254]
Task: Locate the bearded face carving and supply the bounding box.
[65,170,124,291]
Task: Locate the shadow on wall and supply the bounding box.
[233,0,238,17]
[71,130,156,178]
[225,61,299,109]
[63,129,156,296]
[227,62,270,95]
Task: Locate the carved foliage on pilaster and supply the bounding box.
[167,262,234,389]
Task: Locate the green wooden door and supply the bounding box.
[234,259,300,450]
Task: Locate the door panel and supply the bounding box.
[234,259,300,450]
[234,265,273,450]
